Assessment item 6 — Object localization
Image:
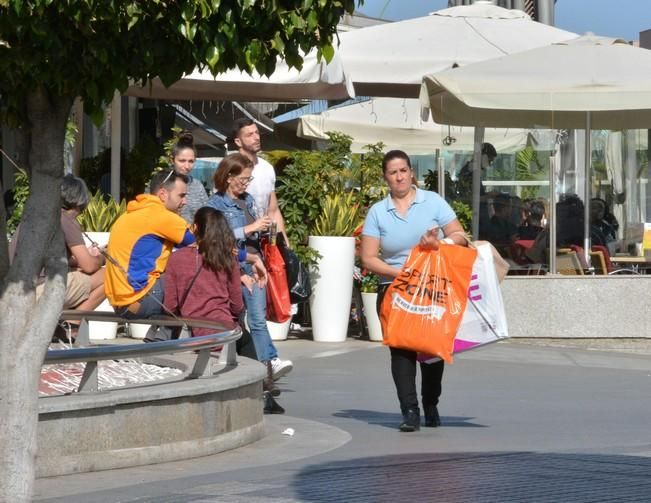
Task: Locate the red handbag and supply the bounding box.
[262,238,292,323]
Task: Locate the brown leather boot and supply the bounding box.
[262,360,280,397]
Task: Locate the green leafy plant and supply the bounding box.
[313,192,362,237]
[514,146,546,200]
[76,191,126,232]
[423,168,457,201]
[6,167,29,235]
[359,271,379,293]
[451,200,472,236]
[277,133,385,265]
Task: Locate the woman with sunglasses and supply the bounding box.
[206,154,293,395]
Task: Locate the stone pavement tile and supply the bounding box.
[35,340,651,503]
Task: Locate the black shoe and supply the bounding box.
[399,408,420,432]
[263,392,285,414]
[424,404,441,427]
[51,322,75,343]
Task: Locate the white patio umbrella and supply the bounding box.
[126,49,355,102]
[422,36,651,129]
[421,35,651,269]
[297,97,540,154]
[338,3,577,98]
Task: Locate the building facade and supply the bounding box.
[448,0,556,26]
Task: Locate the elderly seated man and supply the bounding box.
[10,175,106,339]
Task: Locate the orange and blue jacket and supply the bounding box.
[105,195,195,306]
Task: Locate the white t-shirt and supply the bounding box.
[246,156,276,215]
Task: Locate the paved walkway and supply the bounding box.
[36,336,651,502]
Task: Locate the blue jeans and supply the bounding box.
[241,263,277,361]
[114,276,174,341]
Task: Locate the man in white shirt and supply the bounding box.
[232,118,287,242]
[232,118,293,383]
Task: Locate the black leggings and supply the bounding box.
[377,284,445,413]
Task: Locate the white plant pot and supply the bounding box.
[361,292,384,342]
[89,298,118,340]
[82,231,110,248]
[267,318,292,341]
[129,322,151,340]
[308,236,355,342]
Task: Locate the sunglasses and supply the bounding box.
[233,175,254,184]
[162,169,175,184]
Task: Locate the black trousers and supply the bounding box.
[378,284,445,413]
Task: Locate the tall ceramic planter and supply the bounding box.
[361,292,383,342]
[308,236,355,342]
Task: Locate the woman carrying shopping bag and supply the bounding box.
[206,154,293,383]
[360,150,470,433]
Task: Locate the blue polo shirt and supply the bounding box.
[362,188,456,282]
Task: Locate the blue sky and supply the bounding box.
[357,0,651,41]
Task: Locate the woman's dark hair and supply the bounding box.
[172,131,196,159]
[382,150,412,173]
[213,153,253,192]
[193,207,236,276]
[61,174,90,211]
[528,200,546,223]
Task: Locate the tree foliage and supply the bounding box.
[0,2,358,501]
[0,0,356,127]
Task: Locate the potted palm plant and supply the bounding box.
[77,191,126,246]
[308,192,362,342]
[77,191,126,340]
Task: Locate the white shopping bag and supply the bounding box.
[454,242,509,354]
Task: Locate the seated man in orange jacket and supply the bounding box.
[105,170,195,340]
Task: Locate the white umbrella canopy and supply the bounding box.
[297,97,541,154]
[421,34,651,270]
[338,3,577,98]
[126,49,355,102]
[422,35,651,130]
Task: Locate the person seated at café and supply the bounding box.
[456,142,497,232]
[481,193,518,256]
[590,197,619,252]
[518,199,545,240]
[510,195,527,230]
[525,194,609,264]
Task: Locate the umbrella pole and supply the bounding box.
[584,112,592,270]
[471,127,485,239]
[436,148,445,196]
[549,153,557,274]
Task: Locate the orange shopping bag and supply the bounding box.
[380,244,477,363]
[262,239,292,323]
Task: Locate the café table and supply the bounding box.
[609,255,651,274]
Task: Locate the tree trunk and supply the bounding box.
[0,180,8,279]
[0,89,72,502]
